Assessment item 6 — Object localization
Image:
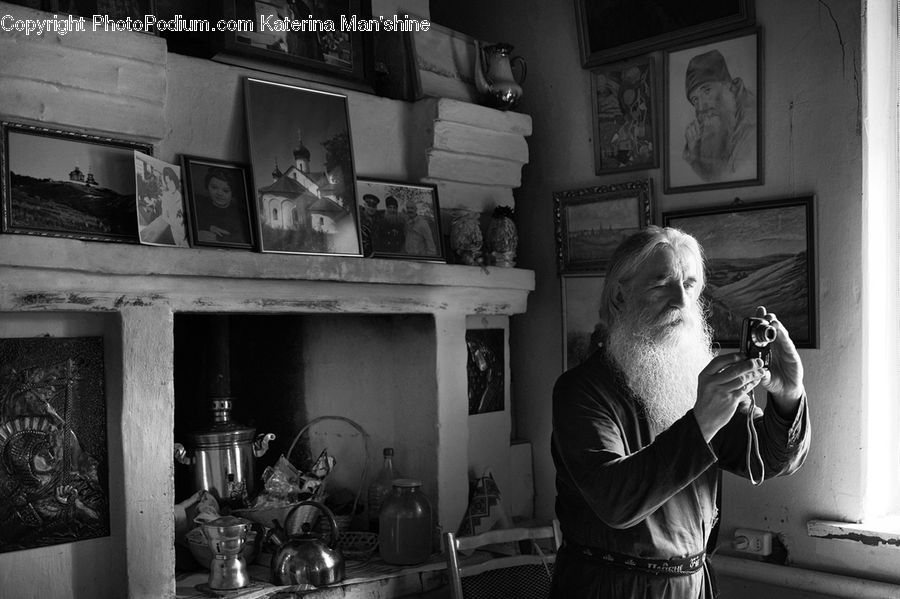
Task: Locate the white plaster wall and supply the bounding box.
[431,0,900,591]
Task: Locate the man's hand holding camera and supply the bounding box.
[693,306,804,442]
[752,306,805,414]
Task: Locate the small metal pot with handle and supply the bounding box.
[270,500,346,587]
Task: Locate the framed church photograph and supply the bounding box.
[244,77,362,257]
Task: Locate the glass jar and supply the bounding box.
[378,479,433,565]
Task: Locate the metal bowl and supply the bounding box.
[185,526,261,569]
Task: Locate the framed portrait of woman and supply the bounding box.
[181,155,256,250]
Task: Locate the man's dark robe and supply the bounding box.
[551,350,809,598]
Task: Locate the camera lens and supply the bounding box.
[751,322,776,345]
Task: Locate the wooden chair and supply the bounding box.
[443,520,562,599]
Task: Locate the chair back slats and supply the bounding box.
[442,520,561,599]
[453,525,558,552]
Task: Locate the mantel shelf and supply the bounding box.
[0,236,534,315]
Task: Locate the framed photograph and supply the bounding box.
[553,178,654,274]
[11,1,155,23]
[561,274,606,371]
[355,179,444,262]
[134,151,189,248]
[0,336,110,554]
[180,156,256,250]
[244,77,362,256]
[662,195,816,347]
[575,0,754,67]
[466,328,505,415]
[664,28,762,194]
[591,56,659,175]
[216,0,373,90]
[1,121,151,243]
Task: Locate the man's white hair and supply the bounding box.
[598,225,706,339]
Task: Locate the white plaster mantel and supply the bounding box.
[0,236,533,315]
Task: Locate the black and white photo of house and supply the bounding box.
[244,79,362,256]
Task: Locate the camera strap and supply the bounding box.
[745,389,765,485]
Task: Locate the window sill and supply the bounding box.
[807,517,900,549]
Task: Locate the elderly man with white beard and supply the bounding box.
[550,226,809,599]
[682,49,757,183]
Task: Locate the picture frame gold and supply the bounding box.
[553,178,654,274]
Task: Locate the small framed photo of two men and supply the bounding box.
[180,156,256,250]
[664,28,762,194]
[355,179,445,262]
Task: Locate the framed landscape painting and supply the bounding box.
[1,121,150,243]
[663,195,816,347]
[553,179,654,274]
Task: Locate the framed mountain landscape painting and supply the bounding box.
[1,121,150,243]
[663,195,816,347]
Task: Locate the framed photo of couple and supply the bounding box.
[664,28,762,194]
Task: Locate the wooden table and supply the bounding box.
[176,553,450,599]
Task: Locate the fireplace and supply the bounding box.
[0,4,532,595]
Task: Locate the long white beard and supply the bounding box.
[606,301,714,432]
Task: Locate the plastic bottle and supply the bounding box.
[367,447,399,533]
[378,479,433,565]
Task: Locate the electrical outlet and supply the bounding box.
[733,528,773,556]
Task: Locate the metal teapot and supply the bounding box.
[474,41,527,110]
[270,500,346,587]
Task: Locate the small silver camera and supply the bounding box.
[741,317,777,367]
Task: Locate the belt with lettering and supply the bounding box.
[562,542,706,576]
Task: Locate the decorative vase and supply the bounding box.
[486,206,517,267]
[450,210,484,266]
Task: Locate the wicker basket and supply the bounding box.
[338,531,379,561]
[236,416,369,535]
[286,415,369,527]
